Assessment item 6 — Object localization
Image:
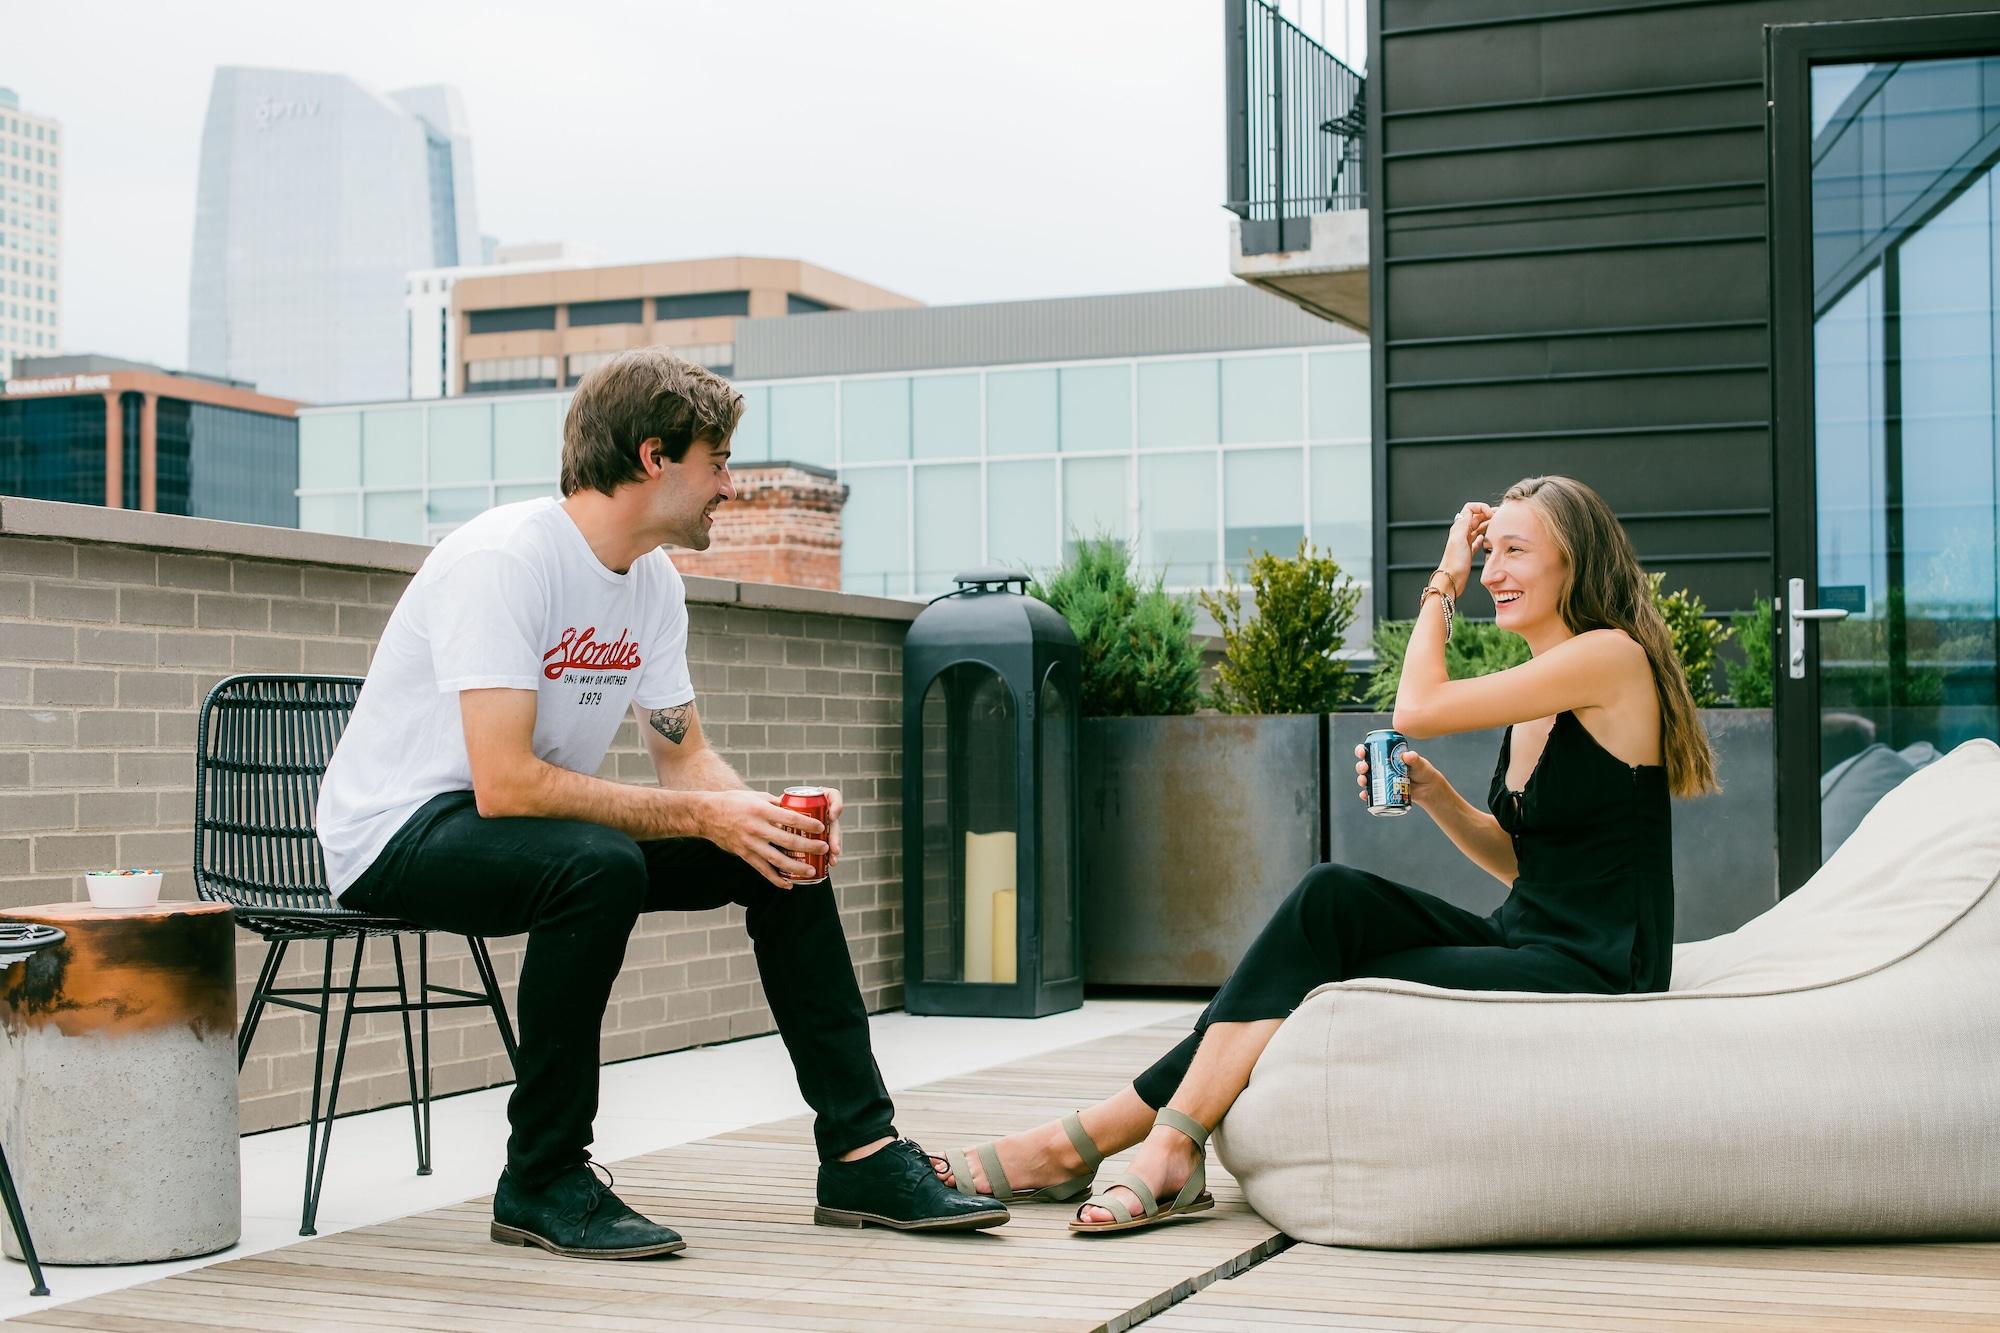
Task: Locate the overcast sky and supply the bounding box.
[14,0,1362,372]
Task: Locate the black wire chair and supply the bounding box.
[0,922,64,1296]
[194,674,520,1237]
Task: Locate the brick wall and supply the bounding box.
[0,497,915,1133]
[667,463,845,592]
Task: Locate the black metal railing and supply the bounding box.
[1225,0,1367,254]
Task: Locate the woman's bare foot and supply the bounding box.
[937,1116,1097,1197]
[1075,1125,1201,1224]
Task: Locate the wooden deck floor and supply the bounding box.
[1147,1235,2000,1331]
[13,1020,1286,1333]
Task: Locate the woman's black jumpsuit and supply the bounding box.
[1133,710,1677,1107]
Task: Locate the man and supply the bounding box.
[316,348,1007,1259]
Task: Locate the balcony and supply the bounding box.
[1224,0,1369,332]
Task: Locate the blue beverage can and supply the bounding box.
[1364,728,1412,816]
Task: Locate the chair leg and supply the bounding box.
[301,934,367,1238]
[238,938,289,1071]
[0,1140,48,1297]
[466,937,520,1069]
[389,935,430,1176]
[418,934,433,1176]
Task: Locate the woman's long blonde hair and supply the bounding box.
[1504,475,1719,798]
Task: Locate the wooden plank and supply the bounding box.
[1146,1238,2000,1332]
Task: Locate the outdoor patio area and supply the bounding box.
[5,1002,1995,1332]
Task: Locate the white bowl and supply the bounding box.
[84,870,163,910]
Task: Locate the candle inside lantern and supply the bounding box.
[991,888,1017,984]
[963,830,1016,984]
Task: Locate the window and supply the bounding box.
[1059,364,1130,452]
[734,387,771,462]
[1138,359,1220,450]
[361,409,422,486]
[495,483,554,505]
[428,402,493,484]
[1140,452,1218,585]
[467,305,556,334]
[912,374,978,459]
[565,349,620,384]
[1310,442,1371,579]
[1062,455,1128,549]
[298,413,361,489]
[465,356,557,392]
[1309,350,1369,440]
[493,396,560,480]
[1221,354,1304,443]
[914,465,981,595]
[653,290,749,320]
[987,460,1058,570]
[299,494,358,536]
[1223,448,1305,577]
[986,369,1057,456]
[842,467,909,596]
[567,298,642,327]
[769,382,835,466]
[427,487,490,526]
[787,293,833,315]
[841,377,910,462]
[364,492,424,543]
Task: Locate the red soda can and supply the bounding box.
[777,786,832,884]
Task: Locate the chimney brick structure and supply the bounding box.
[669,463,847,592]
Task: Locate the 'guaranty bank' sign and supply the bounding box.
[3,374,113,396]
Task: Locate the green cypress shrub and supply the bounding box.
[1197,539,1364,714]
[1029,537,1201,717]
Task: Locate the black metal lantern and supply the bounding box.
[902,568,1083,1017]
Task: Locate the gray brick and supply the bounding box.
[0,538,75,579]
[155,788,193,826]
[335,603,390,638]
[32,668,116,707]
[368,574,411,606]
[721,609,769,637]
[32,580,118,622]
[77,709,152,748]
[1,792,74,830]
[32,749,115,787]
[2,622,76,663]
[117,830,189,866]
[0,666,27,704]
[158,554,233,591]
[0,708,73,746]
[783,638,824,666]
[79,790,153,829]
[0,752,25,787]
[197,594,270,631]
[231,560,303,597]
[233,636,303,671]
[0,578,28,617]
[744,636,785,665]
[766,612,806,638]
[157,632,231,669]
[119,671,193,709]
[119,750,190,787]
[119,587,196,627]
[0,838,27,875]
[302,568,370,602]
[302,639,367,674]
[785,696,825,722]
[0,876,79,908]
[76,546,157,585]
[725,665,768,693]
[33,833,115,873]
[158,710,196,748]
[269,599,336,635]
[766,667,807,693]
[78,627,158,666]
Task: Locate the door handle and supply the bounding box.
[1786,576,1850,680]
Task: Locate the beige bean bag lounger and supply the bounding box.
[1214,737,2000,1248]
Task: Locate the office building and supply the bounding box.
[2,354,299,526]
[0,87,60,382]
[404,241,604,399]
[188,68,480,405]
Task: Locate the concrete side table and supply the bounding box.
[0,901,241,1264]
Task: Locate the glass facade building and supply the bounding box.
[188,69,479,405]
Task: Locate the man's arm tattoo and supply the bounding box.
[649,705,691,745]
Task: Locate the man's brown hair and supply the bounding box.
[560,347,744,497]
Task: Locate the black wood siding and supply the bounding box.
[1368,0,1999,617]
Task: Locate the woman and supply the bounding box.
[938,474,1720,1235]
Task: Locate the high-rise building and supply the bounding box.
[0,87,61,383]
[188,67,479,405]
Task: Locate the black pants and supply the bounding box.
[342,791,897,1186]
[1132,861,1618,1108]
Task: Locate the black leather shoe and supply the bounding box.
[491,1164,687,1259]
[815,1138,1010,1232]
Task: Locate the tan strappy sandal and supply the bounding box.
[1069,1108,1215,1235]
[947,1111,1104,1204]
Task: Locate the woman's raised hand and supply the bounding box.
[1437,501,1495,595]
[1353,743,1451,811]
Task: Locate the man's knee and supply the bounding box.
[557,827,648,921]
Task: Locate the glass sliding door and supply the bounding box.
[1771,21,2000,891]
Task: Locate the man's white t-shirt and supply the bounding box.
[317,498,696,897]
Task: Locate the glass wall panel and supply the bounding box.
[1140,452,1218,585]
[914,464,981,595]
[363,490,423,543]
[493,396,561,481]
[1138,359,1219,450]
[986,369,1057,456]
[734,386,771,463]
[1223,448,1306,577]
[298,413,360,489]
[1059,364,1131,452]
[427,487,490,527]
[427,402,493,485]
[1309,349,1370,440]
[1221,353,1304,443]
[1311,442,1372,579]
[987,460,1058,573]
[298,493,357,536]
[495,483,554,506]
[841,467,908,596]
[361,409,422,486]
[771,382,835,467]
[1062,455,1129,549]
[841,377,910,462]
[912,374,979,459]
